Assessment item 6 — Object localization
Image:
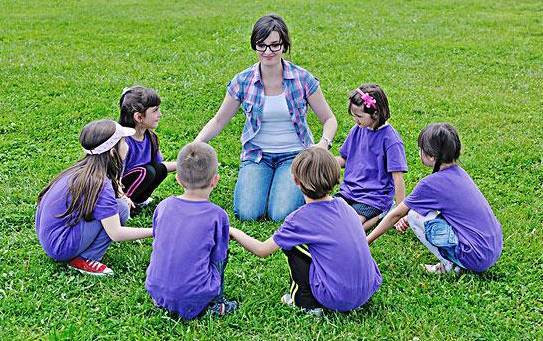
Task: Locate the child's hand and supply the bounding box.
[122,195,135,209]
[394,216,409,232]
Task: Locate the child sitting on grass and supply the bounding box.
[118,86,176,212]
[35,119,153,276]
[229,147,382,315]
[145,142,237,320]
[367,123,503,274]
[335,84,408,230]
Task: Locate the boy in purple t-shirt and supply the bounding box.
[367,123,503,274]
[230,147,382,315]
[336,84,407,231]
[145,142,237,320]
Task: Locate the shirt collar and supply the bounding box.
[252,59,295,85]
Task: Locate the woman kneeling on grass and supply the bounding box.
[35,119,153,276]
[367,123,503,274]
[229,147,382,316]
[195,14,337,222]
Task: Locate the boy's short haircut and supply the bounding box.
[177,142,218,189]
[291,147,340,200]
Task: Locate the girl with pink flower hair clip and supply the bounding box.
[335,84,408,231]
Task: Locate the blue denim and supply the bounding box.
[75,198,130,261]
[424,216,464,268]
[234,151,305,221]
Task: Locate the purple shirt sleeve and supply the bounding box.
[273,213,307,250]
[210,210,229,263]
[339,127,355,159]
[404,178,439,216]
[155,150,164,164]
[93,180,119,221]
[386,142,408,173]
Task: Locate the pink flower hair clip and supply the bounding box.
[355,89,377,110]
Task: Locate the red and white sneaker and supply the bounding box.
[68,257,114,276]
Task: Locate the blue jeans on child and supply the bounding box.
[74,198,130,261]
[408,210,464,269]
[234,151,305,221]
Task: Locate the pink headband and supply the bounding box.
[355,89,377,110]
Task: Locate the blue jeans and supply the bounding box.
[424,217,463,268]
[234,151,305,221]
[74,198,130,261]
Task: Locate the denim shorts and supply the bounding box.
[334,193,382,219]
[424,216,464,268]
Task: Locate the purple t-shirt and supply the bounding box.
[124,134,163,172]
[404,165,503,272]
[339,124,408,212]
[35,174,118,261]
[145,197,230,320]
[273,198,382,312]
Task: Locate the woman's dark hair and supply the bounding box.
[251,14,290,53]
[417,123,461,173]
[348,83,390,128]
[37,120,124,226]
[118,85,161,163]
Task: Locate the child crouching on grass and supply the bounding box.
[367,123,503,274]
[145,142,237,320]
[229,147,382,316]
[35,119,153,276]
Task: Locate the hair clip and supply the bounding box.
[355,89,377,109]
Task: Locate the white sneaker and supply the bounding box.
[424,262,462,275]
[281,293,294,306]
[137,197,154,207]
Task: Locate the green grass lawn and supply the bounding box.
[1,0,542,339]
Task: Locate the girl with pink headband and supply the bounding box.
[335,84,408,230]
[35,119,153,276]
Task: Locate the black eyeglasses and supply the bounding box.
[255,42,283,53]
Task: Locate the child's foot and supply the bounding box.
[302,307,324,317]
[68,257,114,276]
[137,197,154,208]
[424,262,462,275]
[208,299,238,316]
[281,293,294,306]
[281,294,323,317]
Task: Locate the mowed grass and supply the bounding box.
[1,0,542,339]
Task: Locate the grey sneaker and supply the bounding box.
[208,299,238,316]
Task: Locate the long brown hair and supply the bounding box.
[37,120,124,226]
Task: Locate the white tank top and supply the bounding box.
[251,93,304,153]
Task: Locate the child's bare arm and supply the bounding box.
[162,161,177,172]
[229,227,279,258]
[101,215,153,242]
[392,172,406,204]
[336,156,346,168]
[367,202,409,244]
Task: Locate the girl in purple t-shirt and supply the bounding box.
[336,84,408,230]
[118,86,176,212]
[367,123,503,274]
[35,119,153,276]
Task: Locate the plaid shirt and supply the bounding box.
[227,59,320,162]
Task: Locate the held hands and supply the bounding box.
[394,216,409,233]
